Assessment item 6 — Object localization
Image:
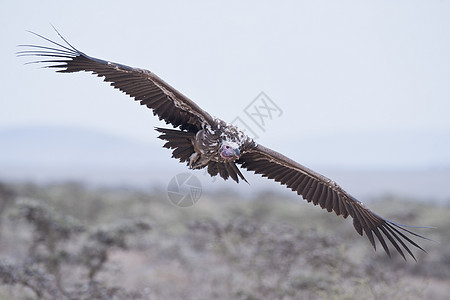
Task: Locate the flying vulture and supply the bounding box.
[19,29,430,260]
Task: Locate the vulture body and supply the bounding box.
[19,29,430,260]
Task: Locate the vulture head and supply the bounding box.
[220,141,241,160]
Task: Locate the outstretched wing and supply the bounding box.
[238,143,429,260]
[18,29,214,132]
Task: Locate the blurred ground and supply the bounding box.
[0,181,449,299]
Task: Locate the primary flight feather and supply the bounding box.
[19,28,430,260]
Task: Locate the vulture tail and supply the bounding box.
[155,127,196,164]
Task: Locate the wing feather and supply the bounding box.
[299,177,313,196]
[285,172,302,187]
[18,30,214,132]
[238,143,428,260]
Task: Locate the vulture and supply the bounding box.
[19,28,430,260]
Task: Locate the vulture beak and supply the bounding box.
[220,142,240,160]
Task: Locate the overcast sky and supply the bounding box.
[1,1,449,169]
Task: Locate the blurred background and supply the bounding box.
[0,1,449,299]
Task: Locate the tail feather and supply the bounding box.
[156,127,195,163]
[156,127,248,184]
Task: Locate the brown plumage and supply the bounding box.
[18,28,431,260]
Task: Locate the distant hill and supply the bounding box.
[2,125,449,168]
[0,125,162,168]
[0,125,176,187]
[267,129,450,169]
[0,125,449,202]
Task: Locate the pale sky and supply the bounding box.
[1,0,449,169]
